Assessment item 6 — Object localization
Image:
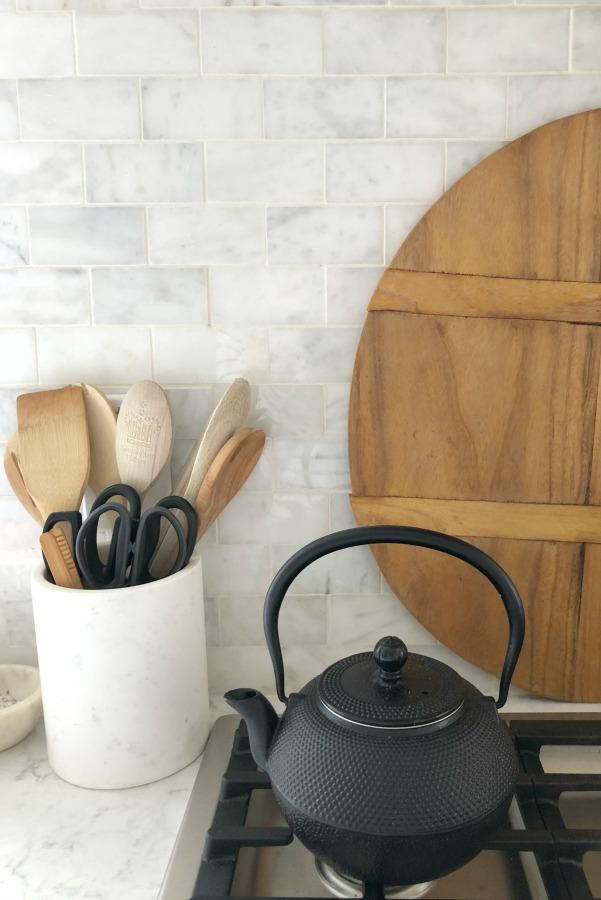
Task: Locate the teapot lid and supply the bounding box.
[316,636,467,729]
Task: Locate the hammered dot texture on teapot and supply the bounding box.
[267,681,517,834]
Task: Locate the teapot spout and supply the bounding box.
[224,688,279,771]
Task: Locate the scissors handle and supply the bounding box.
[130,498,198,586]
[76,502,132,590]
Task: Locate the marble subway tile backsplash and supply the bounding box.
[0,1,598,709]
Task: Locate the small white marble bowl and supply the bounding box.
[0,664,42,752]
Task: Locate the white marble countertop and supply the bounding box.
[0,719,201,900]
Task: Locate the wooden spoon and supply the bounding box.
[194,428,266,541]
[3,433,43,525]
[72,383,119,496]
[115,381,173,497]
[16,385,90,526]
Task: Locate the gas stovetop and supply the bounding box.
[159,714,601,900]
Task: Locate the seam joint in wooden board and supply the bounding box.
[370,270,601,325]
[350,496,601,544]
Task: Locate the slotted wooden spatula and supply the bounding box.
[3,432,43,525]
[16,386,90,529]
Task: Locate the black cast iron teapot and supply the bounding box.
[225,526,525,888]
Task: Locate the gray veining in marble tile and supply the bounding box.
[0,209,29,266]
[329,593,438,647]
[29,207,146,265]
[153,325,269,384]
[253,385,325,438]
[218,490,329,544]
[219,594,326,646]
[0,82,18,140]
[0,329,37,384]
[326,267,383,325]
[85,143,203,203]
[92,267,207,324]
[326,142,444,203]
[19,78,140,139]
[0,143,82,204]
[274,438,350,489]
[0,13,74,75]
[0,269,89,325]
[507,75,601,138]
[148,206,264,265]
[202,543,271,596]
[572,9,601,71]
[210,267,324,325]
[206,142,324,204]
[325,383,351,438]
[267,207,383,265]
[164,387,213,439]
[324,9,445,75]
[269,325,360,382]
[202,10,322,75]
[142,77,262,140]
[36,325,152,384]
[75,10,199,75]
[387,77,507,138]
[272,542,381,595]
[447,9,569,73]
[264,77,384,140]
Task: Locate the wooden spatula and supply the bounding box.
[3,432,43,525]
[195,428,266,541]
[73,383,119,496]
[16,386,90,529]
[115,381,173,497]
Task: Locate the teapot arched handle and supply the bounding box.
[264,526,525,710]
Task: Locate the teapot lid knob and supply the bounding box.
[373,636,408,682]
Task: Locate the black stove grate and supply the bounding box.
[190,719,601,900]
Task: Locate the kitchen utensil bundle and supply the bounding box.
[226,524,526,888]
[7,377,264,590]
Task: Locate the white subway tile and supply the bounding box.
[19,0,136,11]
[0,13,74,76]
[211,266,325,325]
[0,82,18,139]
[253,385,325,439]
[29,207,146,265]
[36,325,152,384]
[202,543,271,596]
[92,267,207,324]
[0,209,29,266]
[0,329,37,384]
[269,325,360,382]
[264,78,384,140]
[0,143,82,204]
[0,389,21,443]
[207,645,274,695]
[153,325,269,384]
[0,497,40,553]
[219,594,326,648]
[329,490,358,531]
[387,77,507,138]
[85,143,203,203]
[573,10,601,72]
[448,10,569,73]
[385,204,429,264]
[148,206,264,265]
[0,269,89,325]
[324,10,445,75]
[324,382,351,438]
[267,207,383,265]
[446,141,507,190]
[274,439,350,489]
[19,78,140,140]
[201,10,321,75]
[142,77,261,140]
[326,142,444,203]
[507,75,601,138]
[326,267,383,325]
[75,10,199,75]
[272,542,381,595]
[206,142,323,204]
[0,0,15,9]
[164,387,213,440]
[329,594,437,647]
[218,491,329,544]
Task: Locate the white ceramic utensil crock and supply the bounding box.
[30,548,209,789]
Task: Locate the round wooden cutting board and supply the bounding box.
[349,108,601,702]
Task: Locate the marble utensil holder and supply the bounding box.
[30,548,209,789]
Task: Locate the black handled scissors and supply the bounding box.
[71,484,197,589]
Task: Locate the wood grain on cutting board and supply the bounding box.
[348,108,601,701]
